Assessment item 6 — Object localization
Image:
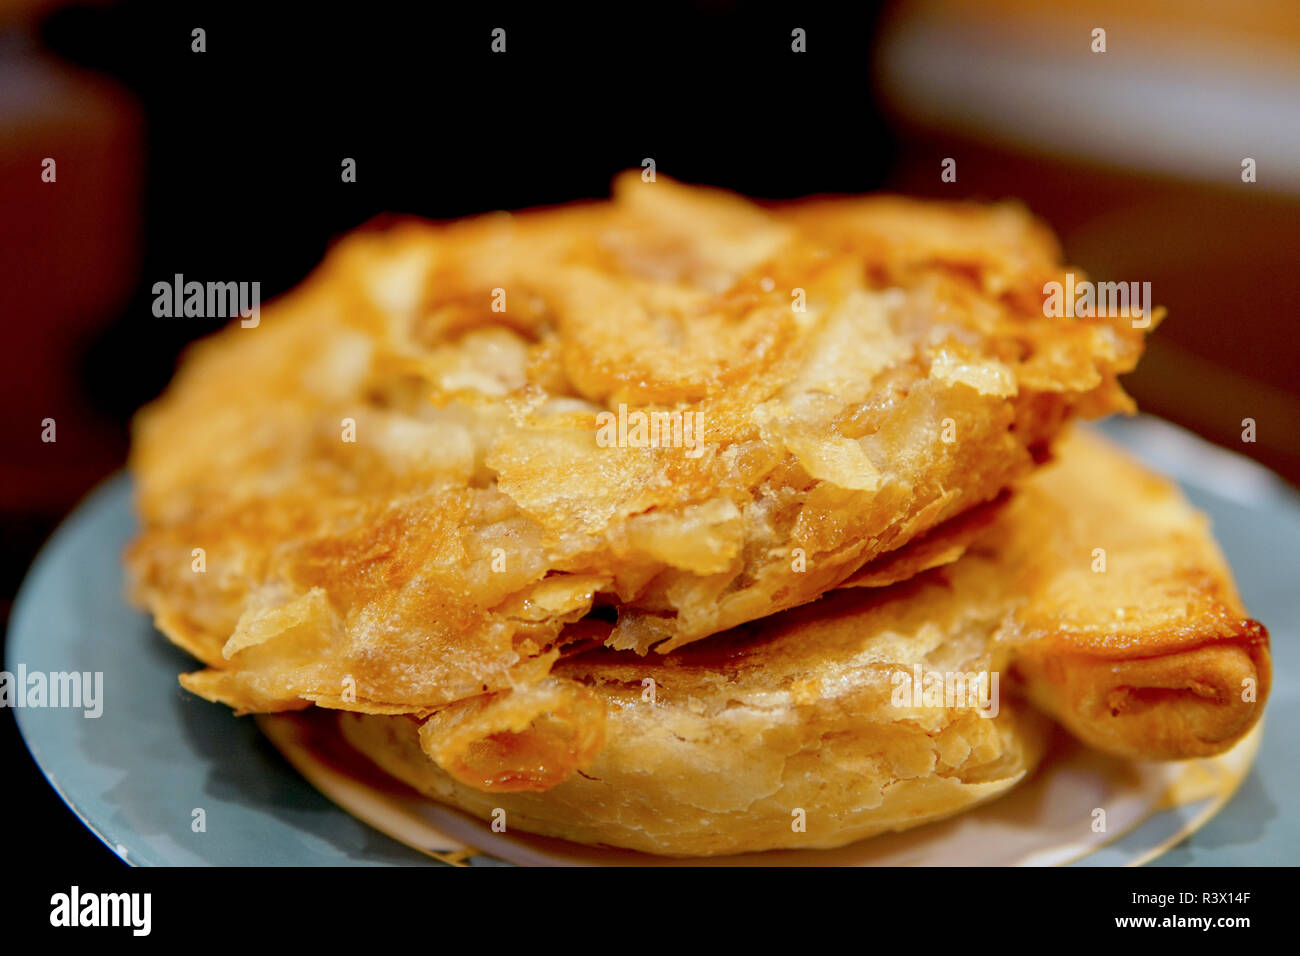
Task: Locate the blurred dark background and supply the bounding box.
[1,0,1296,864]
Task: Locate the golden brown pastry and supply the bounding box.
[985,435,1271,760]
[126,175,1148,720]
[337,429,1269,856]
[340,614,1051,856]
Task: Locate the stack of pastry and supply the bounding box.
[126,175,1270,856]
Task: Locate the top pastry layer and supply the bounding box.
[126,174,1149,715]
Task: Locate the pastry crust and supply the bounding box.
[126,176,1146,718]
[988,432,1272,760]
[341,641,1051,856]
[337,430,1269,856]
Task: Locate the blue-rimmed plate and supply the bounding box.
[9,416,1299,865]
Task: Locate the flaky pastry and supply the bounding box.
[127,176,1147,726]
[338,430,1268,855]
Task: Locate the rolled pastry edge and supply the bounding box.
[1013,623,1270,760]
